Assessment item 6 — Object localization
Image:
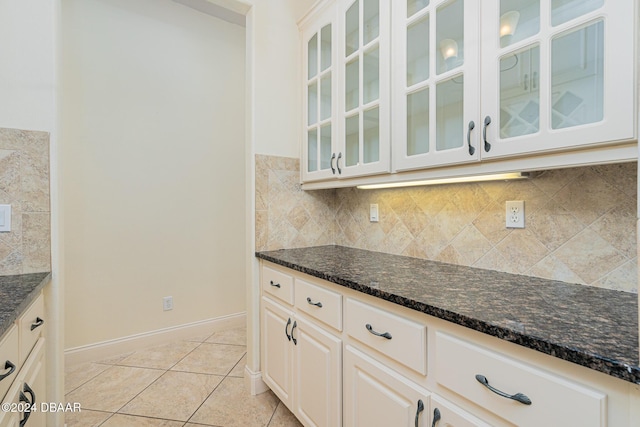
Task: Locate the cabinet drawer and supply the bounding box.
[262,265,294,306]
[0,326,19,402]
[345,298,426,375]
[295,279,342,331]
[435,332,606,427]
[18,294,45,364]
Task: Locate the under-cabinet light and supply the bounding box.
[356,172,530,190]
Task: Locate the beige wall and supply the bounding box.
[61,0,246,348]
[0,128,51,274]
[256,155,638,293]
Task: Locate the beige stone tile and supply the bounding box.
[473,201,512,245]
[527,254,585,285]
[592,258,638,293]
[495,229,549,274]
[268,402,303,427]
[64,362,111,394]
[120,371,223,421]
[101,414,184,426]
[527,200,585,251]
[0,241,22,274]
[172,343,246,376]
[380,222,413,255]
[206,326,246,346]
[474,248,517,274]
[554,228,627,284]
[65,365,164,412]
[286,204,310,231]
[0,150,20,198]
[118,341,199,370]
[94,351,135,365]
[593,162,637,199]
[449,225,493,265]
[21,150,50,212]
[21,212,51,273]
[229,354,246,378]
[0,199,22,249]
[590,198,637,259]
[435,245,464,265]
[530,167,586,197]
[190,377,279,427]
[63,409,112,427]
[394,199,428,238]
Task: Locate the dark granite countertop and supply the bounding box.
[256,246,640,384]
[0,272,51,339]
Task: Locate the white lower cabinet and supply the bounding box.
[261,295,342,427]
[344,345,429,427]
[430,395,492,427]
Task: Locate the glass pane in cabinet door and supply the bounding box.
[363,108,380,163]
[308,82,318,126]
[345,114,359,167]
[320,124,332,170]
[408,0,429,18]
[436,76,463,151]
[551,21,603,129]
[308,128,318,172]
[346,0,359,57]
[321,74,332,121]
[500,45,539,138]
[321,25,332,71]
[500,0,539,48]
[363,47,379,104]
[407,88,429,156]
[346,58,360,112]
[551,0,603,27]
[308,33,318,79]
[407,15,429,87]
[363,0,379,45]
[436,0,463,74]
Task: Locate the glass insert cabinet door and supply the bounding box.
[480,0,635,159]
[302,5,337,182]
[340,0,391,178]
[393,0,481,172]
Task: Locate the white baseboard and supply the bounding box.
[244,365,269,395]
[65,312,246,367]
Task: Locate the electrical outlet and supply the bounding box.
[163,296,173,311]
[505,200,525,228]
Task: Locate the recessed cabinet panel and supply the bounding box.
[261,297,294,407]
[430,395,493,427]
[262,265,295,305]
[0,327,18,401]
[295,279,343,331]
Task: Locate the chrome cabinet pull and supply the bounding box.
[475,374,532,405]
[365,323,392,340]
[483,116,492,152]
[285,318,292,341]
[431,408,441,427]
[467,120,475,156]
[415,399,424,427]
[0,360,16,381]
[30,317,44,331]
[306,297,323,308]
[269,280,281,288]
[291,321,298,345]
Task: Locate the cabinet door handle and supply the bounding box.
[0,360,16,381]
[365,323,392,340]
[30,317,44,331]
[285,318,292,341]
[431,408,441,427]
[523,73,529,91]
[330,153,336,174]
[415,399,424,427]
[19,382,36,427]
[269,280,281,289]
[336,152,342,174]
[291,321,298,345]
[306,297,323,308]
[467,120,475,156]
[482,116,492,152]
[475,374,532,405]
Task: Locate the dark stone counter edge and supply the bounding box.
[256,253,640,385]
[0,272,52,339]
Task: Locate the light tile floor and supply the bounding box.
[64,327,303,427]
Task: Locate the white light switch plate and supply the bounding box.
[0,205,11,232]
[369,204,379,222]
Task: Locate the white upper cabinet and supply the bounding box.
[480,0,635,159]
[393,0,481,172]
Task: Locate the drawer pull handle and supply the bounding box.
[330,153,336,174]
[366,324,392,340]
[475,374,532,405]
[30,317,44,331]
[415,399,424,427]
[19,382,36,426]
[467,120,475,156]
[291,321,298,345]
[285,318,292,341]
[483,116,492,152]
[269,280,281,288]
[431,407,441,427]
[0,360,16,381]
[306,297,323,308]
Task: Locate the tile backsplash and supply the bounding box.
[0,128,51,274]
[256,154,637,293]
